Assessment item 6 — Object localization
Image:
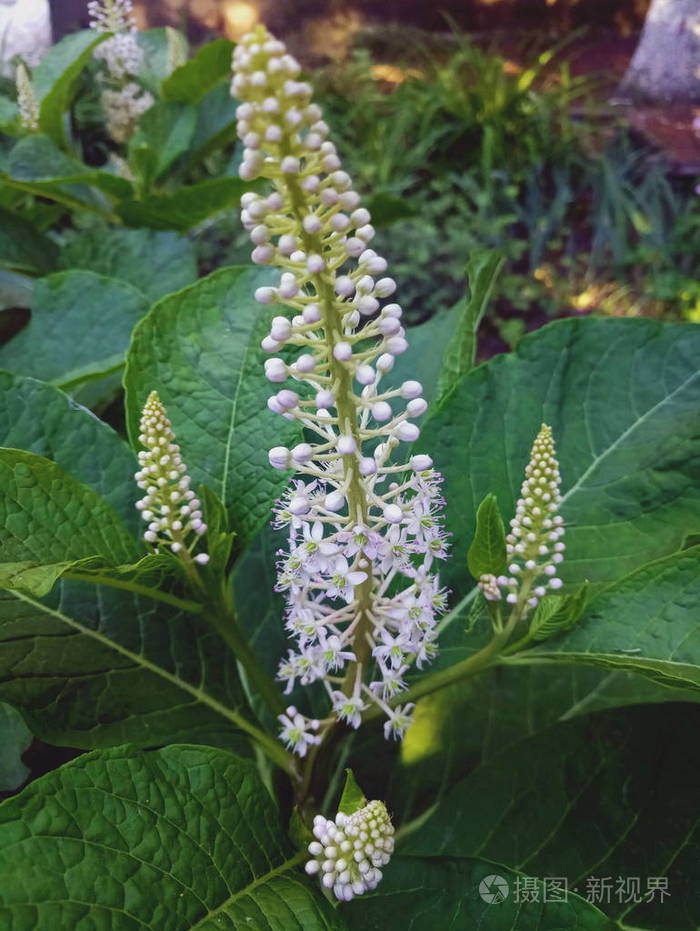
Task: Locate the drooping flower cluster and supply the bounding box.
[305,800,394,901]
[232,26,448,746]
[15,62,38,131]
[478,424,564,611]
[135,391,209,565]
[88,0,153,143]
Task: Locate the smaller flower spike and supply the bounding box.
[305,800,395,901]
[135,391,208,564]
[16,63,38,131]
[498,423,564,610]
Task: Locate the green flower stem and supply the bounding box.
[284,171,375,683]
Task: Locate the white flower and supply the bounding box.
[383,703,415,741]
[331,690,366,729]
[232,26,449,747]
[277,705,320,757]
[305,800,395,901]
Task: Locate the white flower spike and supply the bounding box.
[135,391,209,564]
[232,25,449,748]
[305,800,395,901]
[483,423,564,611]
[16,62,38,131]
[88,0,153,142]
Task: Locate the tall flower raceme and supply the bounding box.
[87,0,153,144]
[478,424,565,613]
[231,26,449,755]
[135,391,209,569]
[15,62,39,131]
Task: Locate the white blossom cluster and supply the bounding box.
[478,424,564,610]
[232,26,448,750]
[305,800,394,901]
[88,0,153,142]
[135,391,209,565]
[15,62,38,131]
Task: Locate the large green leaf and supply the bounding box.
[0,450,253,748]
[420,317,700,594]
[344,857,609,930]
[401,704,700,930]
[0,581,253,749]
[0,270,149,389]
[0,449,136,569]
[0,744,344,929]
[128,100,197,185]
[187,82,238,166]
[0,372,137,532]
[162,38,234,104]
[0,207,57,275]
[124,266,301,547]
[58,226,197,303]
[33,31,105,146]
[435,249,503,399]
[517,546,700,693]
[116,177,254,231]
[3,135,132,206]
[0,703,31,793]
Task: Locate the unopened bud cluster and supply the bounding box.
[305,801,394,901]
[16,63,39,131]
[135,391,208,565]
[478,424,564,610]
[232,26,448,747]
[88,0,153,142]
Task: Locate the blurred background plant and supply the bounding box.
[0,0,698,381]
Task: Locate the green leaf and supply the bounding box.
[0,207,58,275]
[529,583,588,643]
[3,134,133,206]
[0,744,344,928]
[199,486,235,574]
[0,371,138,531]
[162,38,234,103]
[137,28,181,93]
[419,317,700,594]
[0,96,19,135]
[0,449,137,569]
[467,493,507,579]
[0,270,149,389]
[33,31,105,146]
[128,100,197,185]
[390,298,478,406]
[116,177,256,231]
[0,581,252,748]
[435,249,503,398]
[519,546,700,694]
[124,266,301,547]
[187,82,238,166]
[344,857,609,930]
[337,768,367,816]
[401,704,699,930]
[57,226,197,303]
[0,703,31,793]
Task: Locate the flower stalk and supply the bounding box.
[232,26,449,756]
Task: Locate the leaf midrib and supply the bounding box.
[187,850,307,929]
[10,590,250,734]
[561,366,700,505]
